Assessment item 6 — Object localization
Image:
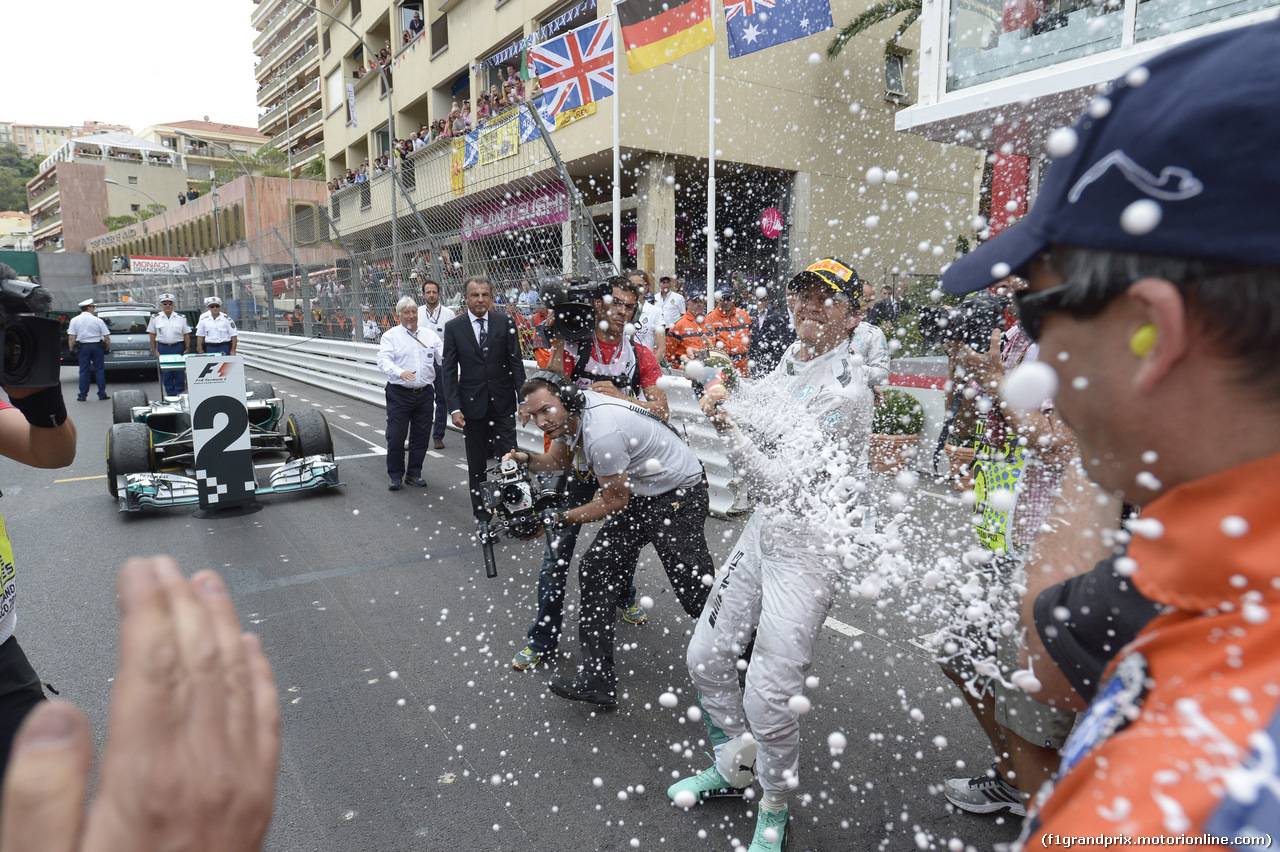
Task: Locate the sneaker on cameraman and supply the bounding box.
[620,603,647,625]
[944,764,1027,816]
[512,646,542,671]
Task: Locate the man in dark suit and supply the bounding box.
[747,289,796,377]
[441,275,527,522]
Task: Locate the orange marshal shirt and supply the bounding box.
[702,305,752,375]
[1024,451,1280,847]
[665,312,712,367]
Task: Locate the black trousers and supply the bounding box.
[0,636,45,783]
[576,479,713,687]
[385,383,434,480]
[463,410,517,520]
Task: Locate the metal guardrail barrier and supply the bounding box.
[238,331,747,517]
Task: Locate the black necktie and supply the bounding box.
[477,316,488,348]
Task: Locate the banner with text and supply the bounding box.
[477,114,520,166]
[129,256,192,276]
[460,183,569,241]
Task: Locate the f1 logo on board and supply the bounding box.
[194,363,233,383]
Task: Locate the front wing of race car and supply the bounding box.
[117,455,342,512]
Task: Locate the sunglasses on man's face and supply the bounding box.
[1013,280,1121,342]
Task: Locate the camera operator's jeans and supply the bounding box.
[526,473,636,654]
[576,478,714,688]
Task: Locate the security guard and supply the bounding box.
[66,297,110,401]
[196,298,237,356]
[148,293,191,396]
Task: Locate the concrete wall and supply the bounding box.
[35,252,94,310]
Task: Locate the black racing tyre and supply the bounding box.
[106,422,154,498]
[285,408,333,459]
[245,378,276,400]
[111,389,149,425]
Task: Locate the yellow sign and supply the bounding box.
[555,101,596,130]
[450,139,465,195]
[477,117,519,167]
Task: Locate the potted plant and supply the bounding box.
[870,389,924,474]
[943,432,978,491]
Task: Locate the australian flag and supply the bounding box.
[529,17,616,117]
[724,0,832,59]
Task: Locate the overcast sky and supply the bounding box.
[8,0,261,134]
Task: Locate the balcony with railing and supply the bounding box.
[28,180,60,211]
[255,15,317,82]
[32,211,62,237]
[252,0,289,30]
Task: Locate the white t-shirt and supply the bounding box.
[634,302,662,351]
[564,390,702,496]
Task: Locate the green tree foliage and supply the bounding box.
[136,203,167,222]
[0,143,41,213]
[103,215,139,231]
[826,0,921,59]
[302,159,325,179]
[249,146,289,178]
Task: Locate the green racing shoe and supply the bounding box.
[747,806,789,852]
[667,755,750,805]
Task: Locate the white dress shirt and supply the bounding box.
[363,318,379,340]
[148,311,191,345]
[68,312,110,343]
[196,314,237,344]
[377,323,443,388]
[468,310,490,345]
[657,291,686,328]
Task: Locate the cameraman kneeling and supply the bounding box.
[0,263,77,780]
[507,373,713,708]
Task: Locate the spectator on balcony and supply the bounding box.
[410,11,424,37]
[477,93,493,122]
[506,65,524,101]
[177,193,186,207]
[402,30,412,46]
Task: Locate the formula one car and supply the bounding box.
[106,377,341,512]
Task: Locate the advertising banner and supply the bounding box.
[450,139,466,195]
[460,183,569,241]
[477,116,520,166]
[128,256,192,275]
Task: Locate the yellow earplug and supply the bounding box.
[1129,323,1157,357]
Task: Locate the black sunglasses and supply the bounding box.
[1013,280,1121,342]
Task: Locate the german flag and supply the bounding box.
[615,0,715,74]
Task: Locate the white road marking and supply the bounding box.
[426,450,443,459]
[823,617,864,638]
[356,421,370,428]
[455,464,469,471]
[909,631,944,653]
[330,422,383,449]
[339,414,351,420]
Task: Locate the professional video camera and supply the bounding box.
[538,276,606,341]
[917,292,1010,354]
[476,458,566,578]
[0,264,61,388]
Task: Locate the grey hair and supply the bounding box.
[395,295,418,314]
[1045,246,1280,394]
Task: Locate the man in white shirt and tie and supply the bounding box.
[417,279,455,449]
[67,298,111,401]
[148,293,191,396]
[377,296,443,491]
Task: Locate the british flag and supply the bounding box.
[724,0,775,21]
[529,17,616,117]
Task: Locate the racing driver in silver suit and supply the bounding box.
[668,258,876,852]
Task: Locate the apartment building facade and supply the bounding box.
[2,121,132,158]
[894,0,1279,234]
[253,0,326,175]
[307,0,982,286]
[138,120,272,190]
[26,132,189,253]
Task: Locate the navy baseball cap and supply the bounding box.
[686,287,706,301]
[943,18,1280,296]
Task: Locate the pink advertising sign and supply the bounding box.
[760,207,784,239]
[461,183,569,241]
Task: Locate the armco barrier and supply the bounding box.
[238,331,746,517]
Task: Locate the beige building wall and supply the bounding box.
[315,0,980,280]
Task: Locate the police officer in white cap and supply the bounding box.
[66,298,110,401]
[196,298,237,356]
[147,294,191,396]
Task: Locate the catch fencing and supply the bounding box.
[97,102,613,349]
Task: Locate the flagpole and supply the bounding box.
[706,16,717,311]
[612,12,622,274]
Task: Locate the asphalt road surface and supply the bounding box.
[1,366,1024,852]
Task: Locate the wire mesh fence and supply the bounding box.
[98,103,614,354]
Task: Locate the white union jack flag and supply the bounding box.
[724,0,776,21]
[529,17,616,117]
